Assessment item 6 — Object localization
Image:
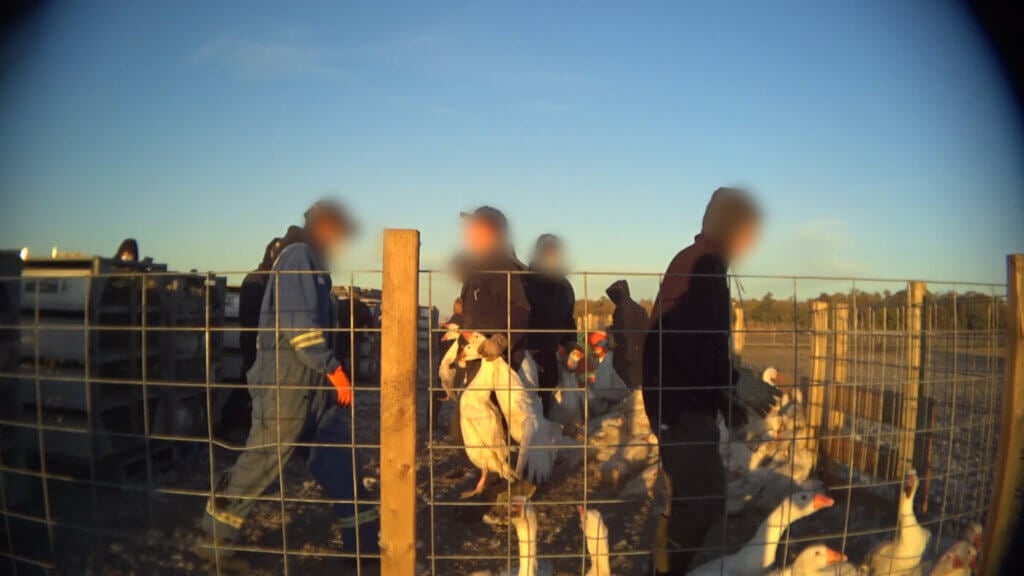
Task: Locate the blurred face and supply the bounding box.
[727,220,760,261]
[463,219,500,257]
[535,245,564,274]
[311,218,349,262]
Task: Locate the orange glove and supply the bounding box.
[327,366,353,407]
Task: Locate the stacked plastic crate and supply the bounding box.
[12,256,225,482]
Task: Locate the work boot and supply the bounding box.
[196,500,242,562]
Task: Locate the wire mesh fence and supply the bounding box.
[0,256,384,575]
[421,269,1007,575]
[0,246,1015,576]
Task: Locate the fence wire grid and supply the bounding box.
[0,256,1012,576]
[421,269,1006,576]
[0,262,384,575]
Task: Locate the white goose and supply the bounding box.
[928,541,977,576]
[961,522,982,554]
[439,323,461,400]
[459,337,517,499]
[718,415,778,476]
[578,505,612,576]
[465,332,564,485]
[767,544,847,576]
[865,470,931,576]
[688,491,835,576]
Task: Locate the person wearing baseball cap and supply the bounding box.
[457,206,531,379]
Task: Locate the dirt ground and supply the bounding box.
[3,335,1002,575]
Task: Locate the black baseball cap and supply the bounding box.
[460,205,508,233]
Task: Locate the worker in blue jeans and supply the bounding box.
[199,200,378,564]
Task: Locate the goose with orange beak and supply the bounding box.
[767,544,848,576]
[688,491,835,576]
[866,469,931,576]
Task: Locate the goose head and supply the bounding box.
[963,522,983,550]
[775,491,834,525]
[441,322,461,341]
[458,332,489,364]
[934,541,978,574]
[577,505,609,548]
[509,494,528,524]
[902,469,920,500]
[577,505,610,575]
[789,544,846,573]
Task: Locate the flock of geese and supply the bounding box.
[438,329,985,575]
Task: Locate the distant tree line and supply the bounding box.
[575,289,1006,332]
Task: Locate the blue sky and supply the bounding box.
[1,1,1022,303]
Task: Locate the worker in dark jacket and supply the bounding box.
[643,187,781,575]
[605,279,648,389]
[201,200,378,564]
[458,206,531,380]
[524,234,576,415]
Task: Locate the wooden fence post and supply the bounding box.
[731,300,745,356]
[826,304,849,450]
[809,301,829,459]
[983,254,1024,574]
[899,282,926,477]
[379,229,420,576]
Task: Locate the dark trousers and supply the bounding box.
[533,348,559,416]
[203,356,378,554]
[659,412,725,575]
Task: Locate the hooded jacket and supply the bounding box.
[524,267,577,354]
[606,280,648,386]
[459,248,531,368]
[642,188,757,427]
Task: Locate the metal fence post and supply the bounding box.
[983,254,1024,574]
[379,229,420,576]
